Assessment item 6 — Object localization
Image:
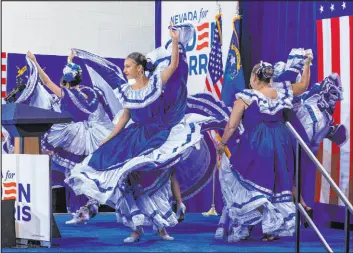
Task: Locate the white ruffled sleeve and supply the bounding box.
[115,74,163,109]
[235,84,293,115]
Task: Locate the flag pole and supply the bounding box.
[202,132,231,217]
[216,0,221,14]
[202,131,220,216]
[202,162,219,216]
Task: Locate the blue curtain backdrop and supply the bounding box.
[240,1,318,86]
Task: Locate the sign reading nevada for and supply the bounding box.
[161,1,238,94]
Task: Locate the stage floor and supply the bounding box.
[3,213,352,252]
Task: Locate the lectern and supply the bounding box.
[2,103,72,154]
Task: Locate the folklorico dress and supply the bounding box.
[42,85,114,213]
[273,48,347,209]
[217,81,297,242]
[13,58,114,214]
[65,24,230,232]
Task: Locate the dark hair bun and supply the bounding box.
[256,61,274,81]
[127,52,156,73]
[145,58,156,72]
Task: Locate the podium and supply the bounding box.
[2,103,72,154]
[2,103,72,247]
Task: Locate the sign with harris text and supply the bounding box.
[2,154,51,243]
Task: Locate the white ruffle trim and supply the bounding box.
[115,76,163,109]
[65,119,202,204]
[217,154,295,240]
[115,181,178,231]
[236,81,293,115]
[43,104,114,157]
[286,48,313,70]
[114,52,170,109]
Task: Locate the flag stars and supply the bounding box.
[320,5,324,13]
[342,2,346,10]
[330,3,335,12]
[230,55,236,66]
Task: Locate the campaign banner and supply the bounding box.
[2,154,51,242]
[160,1,238,94]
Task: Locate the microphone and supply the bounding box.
[4,84,26,103]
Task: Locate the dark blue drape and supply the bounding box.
[240,1,318,86]
[155,0,162,48]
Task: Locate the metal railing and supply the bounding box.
[285,122,352,253]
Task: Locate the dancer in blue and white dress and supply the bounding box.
[274,48,348,153]
[1,127,14,154]
[273,49,348,227]
[25,50,115,222]
[215,53,312,242]
[66,23,229,242]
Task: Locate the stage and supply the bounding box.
[2,213,352,252]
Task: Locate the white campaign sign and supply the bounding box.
[2,154,51,243]
[161,1,238,95]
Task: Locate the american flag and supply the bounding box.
[315,1,353,206]
[196,22,210,51]
[2,182,17,201]
[205,14,223,99]
[2,52,7,104]
[204,14,224,148]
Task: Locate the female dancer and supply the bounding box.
[25,50,114,223]
[66,22,229,242]
[273,49,347,228]
[215,53,312,242]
